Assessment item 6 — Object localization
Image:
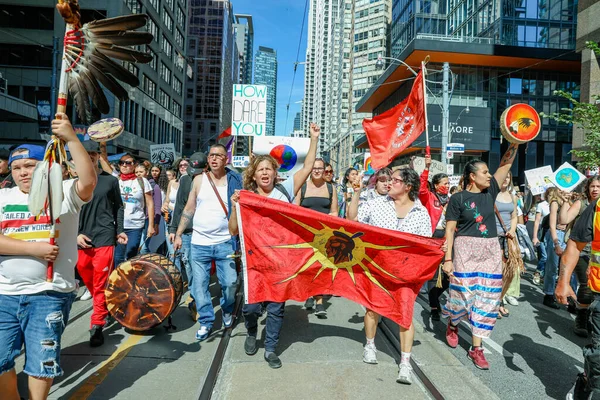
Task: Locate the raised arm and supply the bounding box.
[229,190,241,236]
[493,143,519,187]
[293,123,320,195]
[559,199,581,225]
[99,142,114,174]
[347,178,364,221]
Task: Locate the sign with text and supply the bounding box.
[411,156,446,182]
[448,175,461,188]
[232,84,267,136]
[524,166,554,196]
[253,136,310,179]
[446,143,464,153]
[150,143,176,166]
[232,156,250,169]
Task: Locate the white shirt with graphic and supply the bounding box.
[119,178,152,229]
[0,179,88,295]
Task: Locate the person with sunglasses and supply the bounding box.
[323,163,334,184]
[114,155,155,268]
[295,158,338,317]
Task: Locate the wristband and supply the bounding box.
[444,259,452,263]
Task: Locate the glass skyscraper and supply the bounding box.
[254,46,278,136]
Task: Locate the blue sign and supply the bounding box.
[446,143,465,153]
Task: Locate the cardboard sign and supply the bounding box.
[364,152,375,175]
[524,166,554,196]
[232,156,250,169]
[550,162,586,193]
[150,143,176,166]
[411,156,446,181]
[232,84,267,136]
[253,136,310,179]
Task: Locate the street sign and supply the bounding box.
[446,143,465,153]
[446,164,454,175]
[446,151,454,159]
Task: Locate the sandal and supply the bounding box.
[498,305,510,318]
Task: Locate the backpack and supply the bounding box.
[274,183,292,203]
[300,182,333,205]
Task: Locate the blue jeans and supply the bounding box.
[114,227,144,268]
[537,241,547,274]
[544,230,566,295]
[243,301,285,352]
[0,291,76,378]
[190,240,237,329]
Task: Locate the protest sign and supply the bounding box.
[524,166,554,196]
[150,143,176,166]
[364,152,375,175]
[448,175,461,188]
[253,136,310,179]
[411,156,446,181]
[232,84,267,136]
[232,156,250,169]
[550,162,586,193]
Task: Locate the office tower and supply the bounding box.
[234,14,254,84]
[254,46,277,136]
[293,111,302,131]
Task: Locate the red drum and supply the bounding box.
[500,104,541,144]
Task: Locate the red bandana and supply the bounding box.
[120,173,137,181]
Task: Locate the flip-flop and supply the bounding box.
[499,307,510,318]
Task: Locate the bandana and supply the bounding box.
[120,173,137,181]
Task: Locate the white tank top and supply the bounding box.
[169,184,178,208]
[191,174,230,246]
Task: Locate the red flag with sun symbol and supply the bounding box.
[237,191,444,329]
[362,70,426,169]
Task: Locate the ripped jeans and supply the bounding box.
[0,291,76,378]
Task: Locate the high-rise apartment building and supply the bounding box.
[293,111,302,131]
[234,14,254,84]
[355,0,580,178]
[254,46,277,136]
[185,0,240,155]
[0,0,186,156]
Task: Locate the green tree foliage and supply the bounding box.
[545,41,600,170]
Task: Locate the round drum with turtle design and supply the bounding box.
[88,117,124,142]
[500,103,541,144]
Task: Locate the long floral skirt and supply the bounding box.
[443,236,503,338]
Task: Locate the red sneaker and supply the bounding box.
[468,347,489,370]
[446,322,459,348]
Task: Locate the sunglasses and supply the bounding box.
[119,160,134,166]
[324,170,333,175]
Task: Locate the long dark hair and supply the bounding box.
[394,167,420,201]
[461,159,486,190]
[430,172,448,192]
[584,175,600,202]
[342,167,357,187]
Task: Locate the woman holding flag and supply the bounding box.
[228,123,320,369]
[442,143,519,370]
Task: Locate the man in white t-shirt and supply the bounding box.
[0,114,96,400]
[174,144,242,341]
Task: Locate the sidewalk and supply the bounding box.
[213,296,499,400]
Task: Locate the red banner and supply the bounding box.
[362,71,426,169]
[238,191,444,328]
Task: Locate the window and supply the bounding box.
[162,8,173,33]
[165,0,174,11]
[147,16,158,43]
[172,77,182,95]
[124,0,142,14]
[142,74,156,97]
[122,62,139,78]
[159,89,170,109]
[160,62,172,84]
[172,100,182,117]
[177,6,186,29]
[175,29,185,48]
[148,0,158,10]
[0,5,54,30]
[146,47,157,70]
[162,36,172,58]
[0,44,52,67]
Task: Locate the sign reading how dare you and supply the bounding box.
[232,84,267,136]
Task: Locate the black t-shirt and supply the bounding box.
[570,199,598,244]
[78,172,124,248]
[446,178,500,238]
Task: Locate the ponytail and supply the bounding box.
[461,159,485,190]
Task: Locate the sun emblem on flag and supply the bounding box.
[274,215,407,296]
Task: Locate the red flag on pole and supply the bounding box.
[362,71,426,169]
[237,191,443,328]
[217,126,232,140]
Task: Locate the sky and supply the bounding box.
[231,0,308,136]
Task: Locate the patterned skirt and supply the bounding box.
[443,236,503,338]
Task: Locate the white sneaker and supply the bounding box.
[80,288,92,301]
[396,363,413,385]
[223,313,233,328]
[363,343,378,364]
[504,295,519,306]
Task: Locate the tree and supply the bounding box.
[545,41,600,170]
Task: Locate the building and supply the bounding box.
[291,129,308,139]
[254,46,277,136]
[0,0,186,157]
[293,111,302,131]
[185,0,240,155]
[234,14,254,85]
[573,1,600,155]
[326,0,392,175]
[355,0,580,180]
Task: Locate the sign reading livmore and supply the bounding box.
[232,84,267,136]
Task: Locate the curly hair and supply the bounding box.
[544,186,563,206]
[243,154,280,192]
[156,168,169,193]
[393,167,420,201]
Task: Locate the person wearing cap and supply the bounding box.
[174,144,242,341]
[0,114,96,400]
[0,148,14,189]
[75,140,127,348]
[169,152,207,317]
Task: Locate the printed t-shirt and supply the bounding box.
[119,177,152,229]
[446,178,500,238]
[0,179,88,294]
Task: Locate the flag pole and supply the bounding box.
[422,57,430,157]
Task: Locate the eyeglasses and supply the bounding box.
[208,153,226,159]
[119,160,134,166]
[179,164,188,169]
[377,177,392,183]
[312,167,324,171]
[391,177,404,185]
[324,170,333,175]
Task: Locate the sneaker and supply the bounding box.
[80,288,92,301]
[244,335,258,355]
[363,343,378,364]
[304,297,315,310]
[446,322,459,348]
[264,351,282,369]
[396,363,413,385]
[195,326,211,341]
[89,325,104,347]
[543,295,560,310]
[467,347,489,370]
[504,295,519,306]
[574,309,589,338]
[315,303,327,318]
[431,308,440,322]
[532,272,541,285]
[222,313,233,329]
[566,373,591,400]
